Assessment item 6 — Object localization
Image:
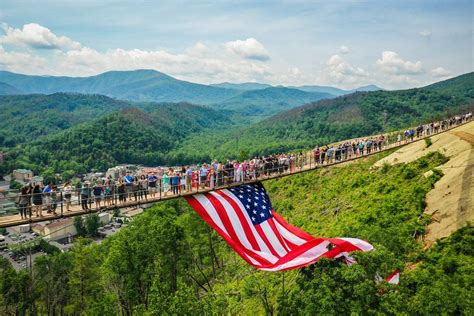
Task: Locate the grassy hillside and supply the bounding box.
[2,150,472,314]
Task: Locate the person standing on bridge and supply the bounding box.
[185,166,193,192]
[200,164,209,189]
[17,186,30,219]
[63,181,73,212]
[43,181,53,214]
[124,172,133,201]
[80,182,91,211]
[32,184,43,217]
[148,173,158,198]
[93,181,103,210]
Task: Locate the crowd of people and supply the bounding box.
[12,112,472,219]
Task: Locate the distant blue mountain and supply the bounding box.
[0,69,239,104]
[0,82,22,95]
[0,69,381,118]
[210,82,273,91]
[293,84,382,96]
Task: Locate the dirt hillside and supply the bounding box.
[374,121,474,246]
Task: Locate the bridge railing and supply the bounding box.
[0,113,471,224]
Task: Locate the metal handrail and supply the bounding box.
[0,113,472,225]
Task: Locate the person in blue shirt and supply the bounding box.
[148,173,158,198]
[124,172,133,201]
[171,172,180,195]
[43,181,53,213]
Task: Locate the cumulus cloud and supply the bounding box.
[52,45,272,83]
[224,38,270,61]
[0,23,81,50]
[419,30,432,38]
[339,45,350,54]
[431,66,450,77]
[325,54,368,85]
[376,51,423,75]
[0,45,47,73]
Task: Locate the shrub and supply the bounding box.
[424,137,432,148]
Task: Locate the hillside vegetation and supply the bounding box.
[2,104,231,176]
[0,93,129,147]
[172,73,474,160]
[1,150,472,314]
[0,70,332,117]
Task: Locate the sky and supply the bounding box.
[0,0,472,89]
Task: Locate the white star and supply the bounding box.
[238,195,243,198]
[253,210,257,214]
[262,205,266,209]
[263,200,267,204]
[252,217,256,221]
[254,202,258,206]
[255,196,259,200]
[246,204,250,209]
[260,192,265,195]
[247,198,251,202]
[247,189,251,192]
[260,212,265,217]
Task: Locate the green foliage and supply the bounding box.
[425,137,433,147]
[84,214,100,237]
[73,216,86,237]
[3,100,232,175]
[1,150,470,314]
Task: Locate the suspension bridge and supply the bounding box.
[0,118,471,228]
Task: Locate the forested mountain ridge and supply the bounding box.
[0,93,130,147]
[214,86,332,116]
[171,72,474,160]
[0,69,239,104]
[0,82,22,95]
[2,104,232,176]
[0,70,332,117]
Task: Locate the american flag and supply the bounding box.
[185,183,373,271]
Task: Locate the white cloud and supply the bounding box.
[325,54,368,85]
[52,45,272,83]
[186,42,209,57]
[419,30,432,38]
[0,45,47,73]
[339,45,350,54]
[224,38,270,61]
[431,66,450,77]
[0,23,81,50]
[376,51,423,75]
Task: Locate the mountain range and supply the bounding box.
[0,69,381,117]
[1,71,472,177]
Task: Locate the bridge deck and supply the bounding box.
[0,120,470,228]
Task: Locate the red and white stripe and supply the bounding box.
[385,269,400,284]
[185,188,374,271]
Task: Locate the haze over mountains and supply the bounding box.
[0,69,381,117]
